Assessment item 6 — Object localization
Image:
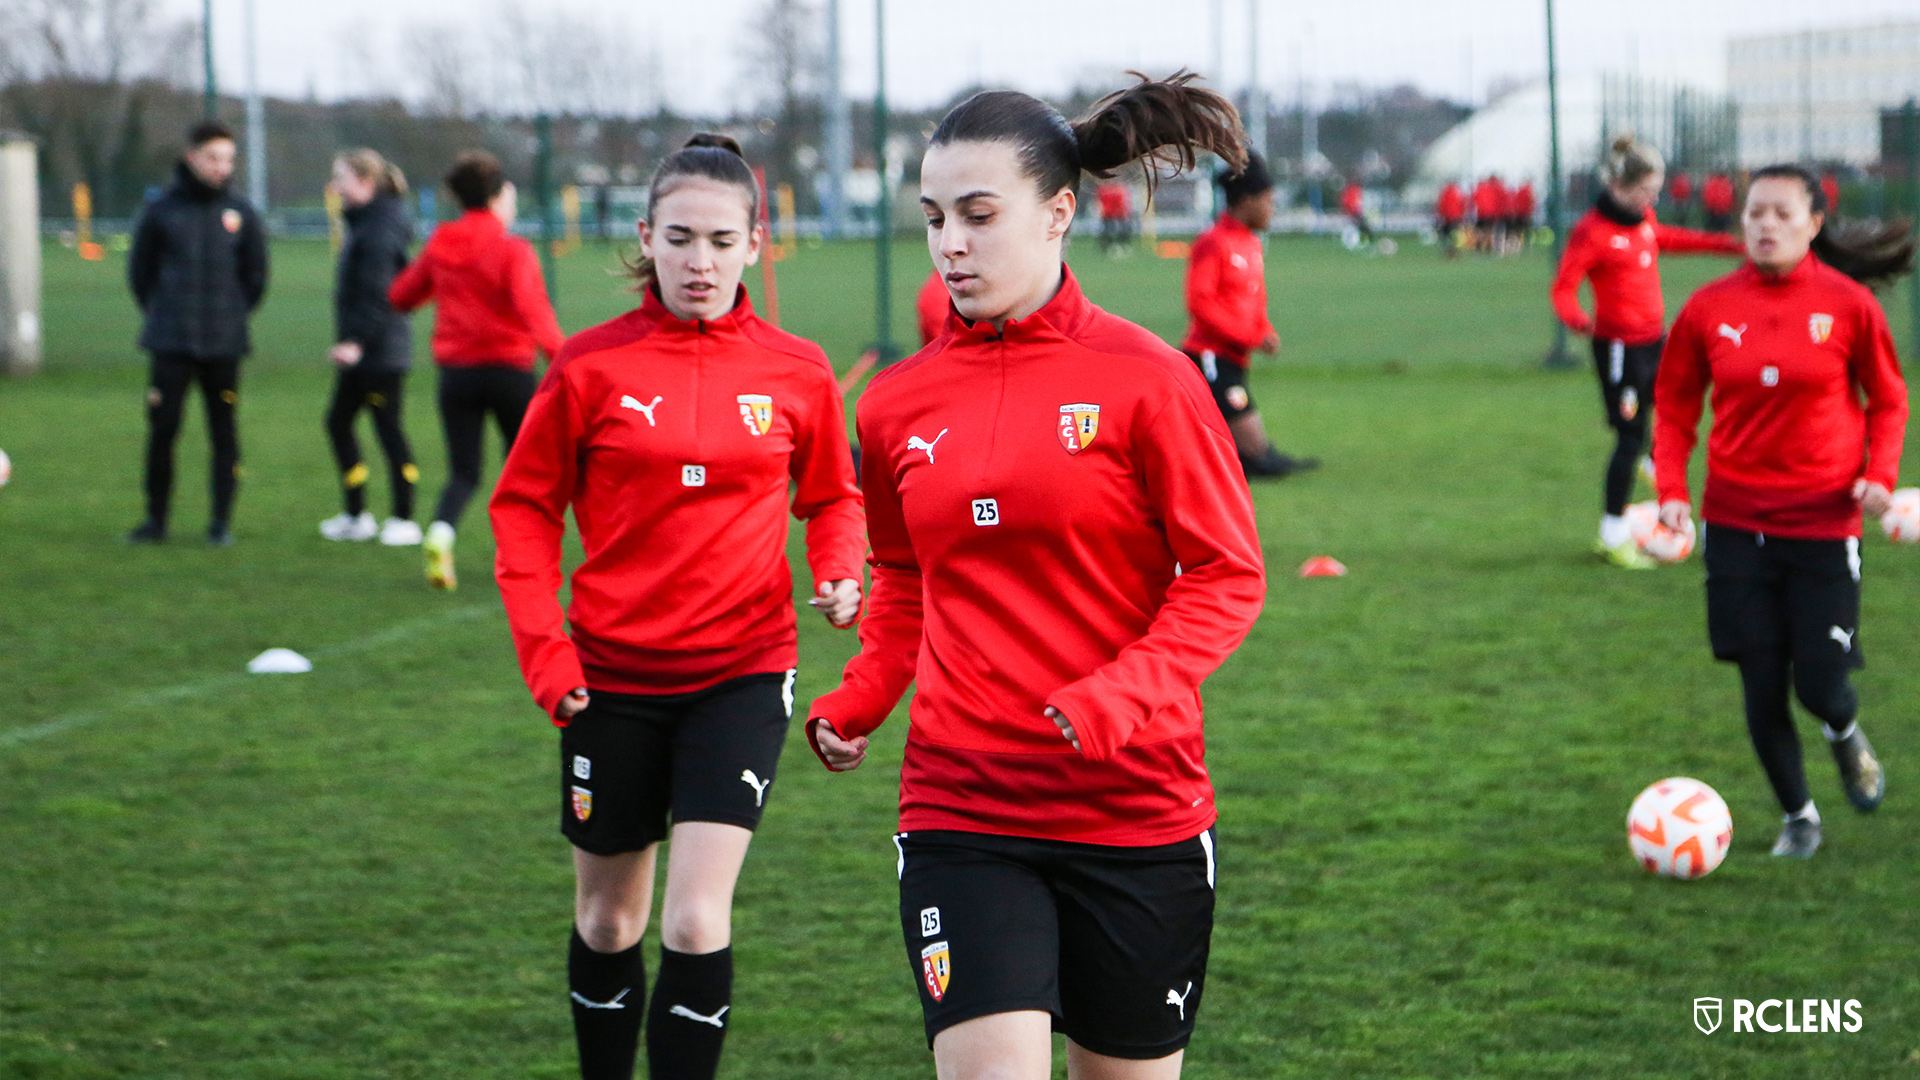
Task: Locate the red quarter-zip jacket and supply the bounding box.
[491,286,865,720]
[1181,214,1274,367]
[1551,196,1744,343]
[1652,255,1907,539]
[807,267,1267,846]
[389,209,564,369]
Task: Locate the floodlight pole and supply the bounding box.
[536,113,557,305]
[201,0,217,119]
[824,0,850,238]
[244,0,266,213]
[1245,0,1265,161]
[1543,0,1574,369]
[873,0,895,364]
[1906,99,1919,361]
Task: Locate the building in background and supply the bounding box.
[1728,20,1920,167]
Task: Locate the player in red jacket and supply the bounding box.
[1340,180,1374,243]
[389,151,564,590]
[490,135,865,1080]
[1702,172,1736,231]
[810,76,1265,1078]
[1096,179,1134,254]
[1652,164,1913,857]
[1472,174,1507,251]
[916,266,949,347]
[1509,181,1536,246]
[1436,180,1466,257]
[1550,135,1743,567]
[1667,171,1695,225]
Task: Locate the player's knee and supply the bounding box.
[576,907,646,954]
[660,903,730,954]
[1793,665,1857,725]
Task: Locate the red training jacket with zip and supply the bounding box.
[807,266,1267,847]
[1181,213,1274,367]
[389,209,565,369]
[1551,197,1743,344]
[490,286,865,720]
[1652,255,1907,540]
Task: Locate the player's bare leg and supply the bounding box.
[1067,1040,1185,1080]
[933,1010,1052,1080]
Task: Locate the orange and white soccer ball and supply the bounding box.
[1880,488,1920,543]
[1628,777,1732,879]
[1624,500,1696,563]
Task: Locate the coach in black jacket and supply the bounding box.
[126,120,269,546]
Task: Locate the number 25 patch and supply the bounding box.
[971,498,999,526]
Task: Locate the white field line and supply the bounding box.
[0,605,496,750]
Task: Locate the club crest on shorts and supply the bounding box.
[1619,386,1639,421]
[222,208,243,233]
[1057,403,1100,455]
[737,394,773,437]
[1808,313,1834,344]
[920,941,951,1001]
[1224,385,1250,411]
[571,785,593,822]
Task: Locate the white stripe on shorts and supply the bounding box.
[1198,830,1216,890]
[781,669,797,717]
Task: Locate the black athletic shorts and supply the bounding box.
[895,827,1217,1059]
[1703,524,1863,669]
[1591,336,1663,432]
[559,670,795,856]
[1185,348,1253,421]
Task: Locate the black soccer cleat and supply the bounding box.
[1830,726,1885,813]
[1241,448,1321,480]
[1770,816,1822,858]
[206,521,235,547]
[126,520,167,544]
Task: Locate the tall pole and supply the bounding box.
[535,113,557,305]
[824,0,849,239]
[243,0,265,212]
[1906,99,1919,361]
[1543,0,1572,368]
[1303,23,1319,214]
[1245,0,1265,162]
[201,0,216,119]
[873,0,894,363]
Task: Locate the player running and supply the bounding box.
[491,133,865,1080]
[809,74,1267,1079]
[1652,164,1912,858]
[1183,151,1319,479]
[389,151,564,590]
[1435,179,1466,258]
[320,149,421,546]
[1550,134,1743,568]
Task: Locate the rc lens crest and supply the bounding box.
[1057,403,1100,455]
[920,941,951,1001]
[1808,313,1834,344]
[737,394,773,437]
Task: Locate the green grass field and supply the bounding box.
[2,233,1917,1079]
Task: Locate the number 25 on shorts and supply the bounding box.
[972,498,999,526]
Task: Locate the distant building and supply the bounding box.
[1728,21,1920,167]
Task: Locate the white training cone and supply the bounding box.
[247,648,313,674]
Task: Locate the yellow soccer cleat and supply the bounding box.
[424,521,457,591]
[1593,536,1657,570]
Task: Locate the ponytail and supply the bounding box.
[336,148,409,198]
[930,71,1246,206]
[1603,133,1663,188]
[1750,163,1916,289]
[624,132,759,292]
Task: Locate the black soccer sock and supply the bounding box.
[1737,655,1811,815]
[569,929,646,1080]
[342,464,369,517]
[646,946,733,1080]
[1604,423,1646,516]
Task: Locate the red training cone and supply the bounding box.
[1299,556,1348,578]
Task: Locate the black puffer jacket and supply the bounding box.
[334,195,416,372]
[129,161,270,358]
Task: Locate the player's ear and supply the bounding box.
[744,222,763,267]
[1045,188,1076,242]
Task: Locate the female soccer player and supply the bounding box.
[1652,165,1911,858]
[809,75,1267,1079]
[320,149,421,546]
[490,133,865,1080]
[1551,134,1743,568]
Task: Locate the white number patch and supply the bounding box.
[920,907,942,938]
[572,755,591,780]
[682,465,707,487]
[971,498,999,526]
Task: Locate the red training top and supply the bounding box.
[1703,175,1736,215]
[1341,183,1364,217]
[491,285,865,719]
[1180,213,1275,366]
[1097,182,1132,221]
[1437,182,1466,224]
[1652,255,1907,539]
[1512,183,1535,220]
[1473,177,1507,222]
[807,267,1266,847]
[1551,196,1743,343]
[1821,174,1841,215]
[916,269,949,348]
[1669,173,1694,204]
[389,209,565,369]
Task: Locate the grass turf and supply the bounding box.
[1,234,1917,1078]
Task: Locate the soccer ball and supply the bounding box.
[0,448,10,487]
[1627,777,1732,879]
[1880,488,1920,543]
[1623,500,1695,562]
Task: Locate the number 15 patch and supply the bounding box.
[971,498,999,526]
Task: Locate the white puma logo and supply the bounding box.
[570,988,631,1010]
[1717,323,1747,348]
[906,429,948,464]
[1166,981,1194,1020]
[669,1004,729,1028]
[741,769,771,806]
[1830,625,1855,652]
[620,395,663,425]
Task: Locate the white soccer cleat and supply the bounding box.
[320,512,378,542]
[379,518,423,546]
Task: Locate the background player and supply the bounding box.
[1435,179,1466,258]
[1652,164,1912,857]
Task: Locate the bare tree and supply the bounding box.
[747,0,823,206]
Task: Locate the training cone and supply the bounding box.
[1299,556,1348,578]
[247,648,313,674]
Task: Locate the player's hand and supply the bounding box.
[813,719,868,772]
[1258,330,1281,355]
[1658,500,1692,533]
[1045,706,1080,752]
[330,341,363,367]
[809,579,862,628]
[556,687,590,720]
[1853,479,1893,518]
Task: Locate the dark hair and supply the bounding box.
[1218,150,1273,204]
[1749,163,1916,289]
[929,70,1246,207]
[188,120,234,148]
[625,133,759,292]
[445,151,505,210]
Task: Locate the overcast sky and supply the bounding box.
[175,0,1920,116]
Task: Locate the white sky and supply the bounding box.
[184,0,1920,115]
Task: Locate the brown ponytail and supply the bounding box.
[1750,164,1916,289]
[930,70,1246,206]
[1603,133,1663,188]
[336,148,409,197]
[624,132,760,292]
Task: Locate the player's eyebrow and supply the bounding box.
[921,190,998,209]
